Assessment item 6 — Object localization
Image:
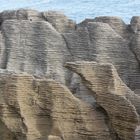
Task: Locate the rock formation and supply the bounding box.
[66,61,140,140]
[0,9,140,140]
[0,70,113,140]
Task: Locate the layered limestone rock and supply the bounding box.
[93,16,131,39]
[65,61,140,140]
[79,16,131,39]
[42,11,76,33]
[64,17,140,93]
[0,9,140,91]
[130,16,140,66]
[0,9,43,22]
[131,16,140,33]
[86,22,140,90]
[0,18,71,84]
[0,70,112,140]
[0,9,140,140]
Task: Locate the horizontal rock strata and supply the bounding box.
[0,70,112,140]
[0,9,140,140]
[66,61,140,140]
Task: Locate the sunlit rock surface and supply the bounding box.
[66,61,140,140]
[0,9,140,140]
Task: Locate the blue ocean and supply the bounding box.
[0,0,140,23]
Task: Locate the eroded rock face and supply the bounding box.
[89,22,140,90]
[131,16,140,33]
[0,9,140,140]
[0,9,140,91]
[65,61,140,140]
[0,9,43,22]
[42,11,76,33]
[0,70,112,140]
[0,19,71,84]
[93,16,131,39]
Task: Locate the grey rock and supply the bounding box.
[65,61,140,140]
[93,16,131,39]
[42,11,76,33]
[0,9,140,140]
[0,9,43,22]
[131,16,140,33]
[0,19,71,84]
[0,71,112,140]
[86,22,140,91]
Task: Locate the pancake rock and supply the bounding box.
[0,70,112,140]
[0,9,140,140]
[65,61,140,140]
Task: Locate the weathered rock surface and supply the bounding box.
[0,70,112,140]
[0,9,43,22]
[0,19,71,84]
[0,9,140,140]
[42,11,76,33]
[131,16,140,33]
[93,16,131,39]
[79,16,131,39]
[65,61,140,140]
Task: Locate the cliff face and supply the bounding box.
[0,9,140,140]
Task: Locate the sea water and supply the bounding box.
[0,0,140,23]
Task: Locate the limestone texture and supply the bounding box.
[0,9,140,140]
[65,61,140,140]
